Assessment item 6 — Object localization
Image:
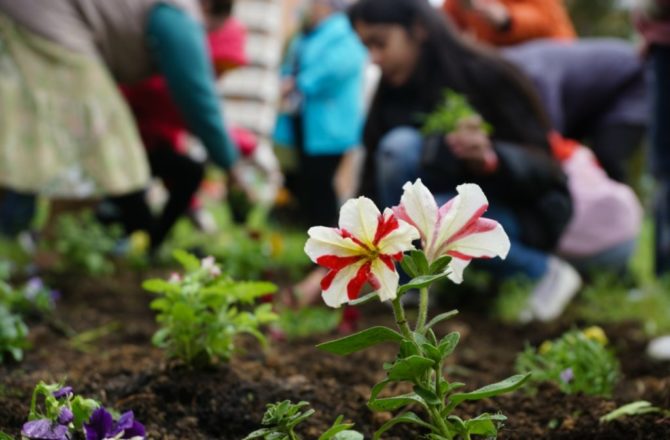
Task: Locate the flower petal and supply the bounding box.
[394,179,438,245]
[305,226,362,263]
[431,183,489,261]
[21,419,69,440]
[377,209,419,255]
[338,197,381,247]
[321,260,367,308]
[445,257,470,284]
[444,219,510,260]
[369,258,400,302]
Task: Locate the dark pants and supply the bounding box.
[0,189,36,237]
[649,45,670,275]
[590,123,646,183]
[291,116,342,227]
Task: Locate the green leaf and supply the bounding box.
[242,427,275,439]
[172,249,201,271]
[448,373,530,408]
[400,254,420,278]
[413,385,441,406]
[410,251,430,275]
[438,332,461,358]
[386,355,435,381]
[319,415,363,440]
[429,255,451,275]
[426,310,459,330]
[317,326,403,355]
[71,396,100,429]
[369,392,427,411]
[372,412,434,440]
[0,432,16,440]
[462,413,506,436]
[143,279,179,294]
[600,401,662,423]
[231,281,277,303]
[398,273,448,295]
[331,431,364,440]
[349,291,377,306]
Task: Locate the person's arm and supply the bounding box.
[146,4,238,169]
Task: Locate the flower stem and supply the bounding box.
[391,297,413,340]
[429,406,452,439]
[416,286,429,333]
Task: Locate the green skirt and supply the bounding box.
[0,13,149,198]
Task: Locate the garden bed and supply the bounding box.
[1,270,669,439]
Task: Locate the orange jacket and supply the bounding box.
[443,0,576,47]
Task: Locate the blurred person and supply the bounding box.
[349,0,585,323]
[116,16,254,248]
[0,0,251,248]
[502,38,648,183]
[635,0,670,360]
[274,0,367,227]
[443,0,576,47]
[273,0,367,309]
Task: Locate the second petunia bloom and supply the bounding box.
[393,179,510,283]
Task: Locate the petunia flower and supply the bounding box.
[84,408,145,440]
[305,197,419,308]
[393,180,510,284]
[21,419,69,440]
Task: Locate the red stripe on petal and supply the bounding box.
[367,270,381,290]
[373,213,399,245]
[446,217,499,246]
[446,250,475,261]
[444,205,490,245]
[347,262,371,300]
[316,255,362,270]
[391,252,404,261]
[321,269,338,290]
[341,229,371,251]
[379,254,397,271]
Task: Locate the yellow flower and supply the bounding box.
[582,326,608,345]
[539,340,553,354]
[129,231,150,255]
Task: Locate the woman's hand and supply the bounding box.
[446,116,498,173]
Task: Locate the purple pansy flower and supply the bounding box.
[21,419,69,440]
[58,408,74,425]
[560,367,574,384]
[85,408,145,440]
[24,277,44,300]
[52,387,73,399]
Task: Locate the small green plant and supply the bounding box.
[143,250,278,367]
[52,211,122,275]
[492,277,533,324]
[600,401,670,423]
[422,89,493,135]
[0,276,58,363]
[0,303,29,363]
[516,326,620,397]
[243,400,363,440]
[276,307,342,340]
[307,180,528,439]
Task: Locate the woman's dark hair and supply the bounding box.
[205,0,233,17]
[348,0,552,151]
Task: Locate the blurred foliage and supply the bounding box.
[565,0,635,39]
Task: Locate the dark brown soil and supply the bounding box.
[1,270,669,439]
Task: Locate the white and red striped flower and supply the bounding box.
[393,179,510,284]
[305,197,419,308]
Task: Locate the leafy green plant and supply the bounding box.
[243,400,363,440]
[600,401,670,423]
[0,276,57,363]
[143,250,278,367]
[491,277,534,324]
[305,181,529,439]
[422,89,492,135]
[516,327,620,397]
[52,211,122,275]
[0,303,29,363]
[276,307,342,340]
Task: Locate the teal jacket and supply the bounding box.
[274,13,367,156]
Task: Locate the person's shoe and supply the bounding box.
[647,335,670,361]
[526,257,582,322]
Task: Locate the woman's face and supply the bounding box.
[354,21,422,87]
